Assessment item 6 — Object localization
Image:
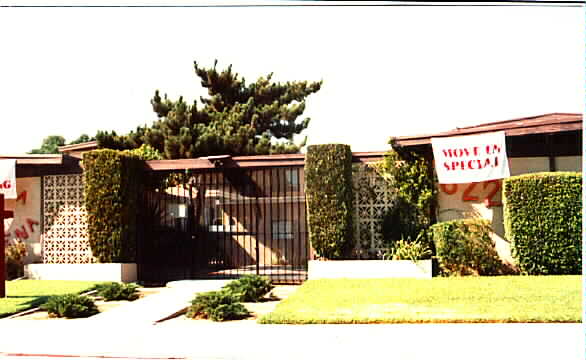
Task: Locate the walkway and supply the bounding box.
[90,279,230,324]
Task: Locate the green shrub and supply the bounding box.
[94,282,139,301]
[223,275,274,302]
[186,290,250,322]
[383,236,432,261]
[377,145,437,250]
[41,294,99,318]
[503,172,582,275]
[305,144,354,259]
[83,149,142,262]
[431,219,507,276]
[5,240,26,280]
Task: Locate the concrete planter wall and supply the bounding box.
[308,259,434,280]
[25,263,137,283]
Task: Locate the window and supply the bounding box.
[272,220,294,240]
[285,169,299,189]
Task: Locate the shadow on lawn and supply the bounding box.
[0,295,52,318]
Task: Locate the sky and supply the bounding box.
[0,2,583,155]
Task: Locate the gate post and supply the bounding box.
[0,194,15,298]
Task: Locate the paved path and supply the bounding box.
[0,280,582,360]
[90,280,230,324]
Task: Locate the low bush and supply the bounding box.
[430,219,507,276]
[186,290,249,322]
[5,240,26,280]
[382,236,432,261]
[222,275,274,302]
[94,282,139,301]
[41,294,99,318]
[503,172,581,275]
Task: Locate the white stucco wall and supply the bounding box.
[3,177,42,264]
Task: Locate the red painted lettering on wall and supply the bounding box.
[1,180,11,189]
[16,191,27,205]
[462,183,479,202]
[439,184,458,195]
[14,225,29,240]
[439,180,502,207]
[483,180,502,208]
[5,217,40,241]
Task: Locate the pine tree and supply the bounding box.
[29,135,66,154]
[97,60,322,159]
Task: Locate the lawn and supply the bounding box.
[0,280,104,318]
[259,276,581,324]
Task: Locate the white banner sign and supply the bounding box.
[0,160,16,199]
[431,131,510,184]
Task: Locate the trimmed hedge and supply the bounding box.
[503,172,582,275]
[305,144,354,259]
[431,218,507,276]
[83,149,142,263]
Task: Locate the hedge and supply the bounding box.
[430,218,508,276]
[83,149,142,263]
[305,144,354,259]
[503,172,582,275]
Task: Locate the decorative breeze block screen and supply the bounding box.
[42,174,93,264]
[352,164,395,258]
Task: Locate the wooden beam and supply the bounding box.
[144,152,387,172]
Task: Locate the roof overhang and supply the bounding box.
[391,113,583,147]
[0,155,83,177]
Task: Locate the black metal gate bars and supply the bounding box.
[137,166,308,285]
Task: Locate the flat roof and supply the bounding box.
[391,113,582,147]
[144,151,387,171]
[57,141,98,153]
[0,154,63,165]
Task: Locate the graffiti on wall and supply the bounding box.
[4,191,40,241]
[439,180,503,208]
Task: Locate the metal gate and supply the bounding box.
[137,166,308,285]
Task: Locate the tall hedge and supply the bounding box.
[83,149,142,263]
[503,172,582,275]
[305,144,354,259]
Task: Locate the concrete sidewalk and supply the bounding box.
[90,279,230,324]
[0,321,581,360]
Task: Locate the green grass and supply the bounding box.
[260,276,581,324]
[0,280,104,318]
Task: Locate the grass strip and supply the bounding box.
[259,276,581,324]
[0,280,105,318]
